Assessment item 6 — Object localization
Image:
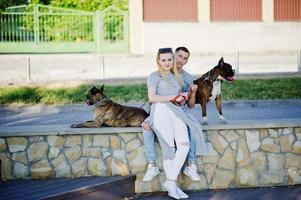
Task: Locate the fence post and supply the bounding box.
[34,4,39,44]
[26,56,31,82]
[235,52,240,75]
[123,12,129,52]
[102,56,105,79]
[297,50,301,73]
[94,10,101,53]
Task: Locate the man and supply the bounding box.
[142,46,200,182]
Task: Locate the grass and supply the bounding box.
[0,77,301,105]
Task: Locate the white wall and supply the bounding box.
[143,22,301,54]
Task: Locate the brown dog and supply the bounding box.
[71,85,149,128]
[194,57,235,125]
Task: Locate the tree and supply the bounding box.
[50,0,128,12]
[0,0,27,12]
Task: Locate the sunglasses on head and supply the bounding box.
[158,48,173,54]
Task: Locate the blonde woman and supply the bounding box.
[147,48,208,199]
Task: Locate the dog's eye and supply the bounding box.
[90,90,97,95]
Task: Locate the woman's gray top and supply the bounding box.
[147,71,208,160]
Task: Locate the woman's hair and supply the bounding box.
[156,48,183,88]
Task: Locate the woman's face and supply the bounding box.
[158,53,173,71]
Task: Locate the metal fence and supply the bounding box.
[0,4,129,53]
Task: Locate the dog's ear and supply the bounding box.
[100,84,104,92]
[218,57,224,67]
[90,86,98,95]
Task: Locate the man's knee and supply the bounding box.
[142,121,152,131]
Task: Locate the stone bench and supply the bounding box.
[0,118,300,193]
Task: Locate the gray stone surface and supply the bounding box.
[0,99,300,127]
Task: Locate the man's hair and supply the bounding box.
[175,46,190,54]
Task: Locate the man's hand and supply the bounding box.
[190,84,198,93]
[187,84,198,108]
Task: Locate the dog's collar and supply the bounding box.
[204,70,218,83]
[94,97,110,107]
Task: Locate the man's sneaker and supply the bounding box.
[142,163,159,182]
[183,164,201,181]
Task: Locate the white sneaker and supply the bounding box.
[142,163,159,182]
[183,164,201,181]
[176,186,188,199]
[163,180,180,199]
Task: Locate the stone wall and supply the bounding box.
[0,126,301,193]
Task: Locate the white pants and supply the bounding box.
[153,103,190,181]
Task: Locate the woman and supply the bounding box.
[148,48,208,199]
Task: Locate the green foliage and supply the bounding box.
[222,77,301,100]
[0,0,27,12]
[1,77,300,105]
[49,0,128,42]
[1,0,128,43]
[49,0,128,12]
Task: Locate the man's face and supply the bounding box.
[175,50,190,70]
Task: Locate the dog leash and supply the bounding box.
[139,99,149,109]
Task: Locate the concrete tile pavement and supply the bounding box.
[133,185,301,200]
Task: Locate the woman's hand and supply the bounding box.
[179,92,188,101]
[172,92,188,104]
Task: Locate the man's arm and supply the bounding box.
[187,84,198,108]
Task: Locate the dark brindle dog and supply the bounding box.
[194,57,235,125]
[71,85,149,128]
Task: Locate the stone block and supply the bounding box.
[246,130,260,152]
[236,139,251,168]
[88,158,105,176]
[65,136,81,147]
[237,165,257,187]
[47,136,65,147]
[27,142,48,162]
[65,146,81,163]
[31,159,53,178]
[14,162,28,178]
[218,147,235,170]
[280,134,294,152]
[93,135,110,147]
[261,138,280,153]
[110,135,121,149]
[83,147,101,158]
[293,141,301,154]
[127,147,147,174]
[12,152,27,165]
[211,169,235,189]
[7,137,28,153]
[0,138,7,151]
[209,132,228,154]
[251,152,267,172]
[72,158,87,177]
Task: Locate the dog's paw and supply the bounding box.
[71,124,80,128]
[202,117,208,125]
[219,115,228,123]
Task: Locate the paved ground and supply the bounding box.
[0,99,300,127]
[0,52,300,85]
[133,185,301,200]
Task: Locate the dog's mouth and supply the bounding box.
[226,76,235,81]
[86,99,94,105]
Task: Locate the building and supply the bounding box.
[129,0,301,54]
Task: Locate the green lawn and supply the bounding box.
[0,77,300,105]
